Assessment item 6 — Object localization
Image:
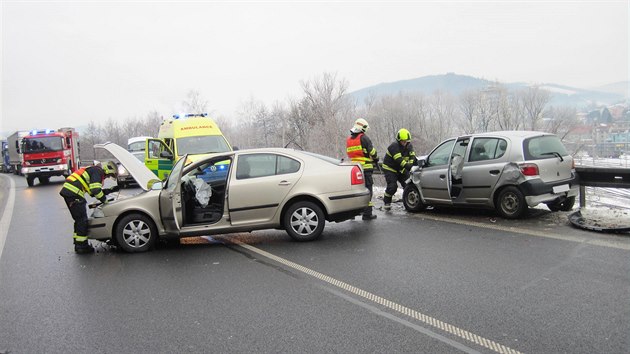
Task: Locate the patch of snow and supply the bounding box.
[537,85,577,95]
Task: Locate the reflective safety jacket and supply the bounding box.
[382,141,417,174]
[346,133,378,170]
[60,166,107,202]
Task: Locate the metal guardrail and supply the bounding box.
[575,166,630,207]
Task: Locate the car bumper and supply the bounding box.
[22,164,67,176]
[521,176,579,207]
[325,189,370,220]
[87,214,115,240]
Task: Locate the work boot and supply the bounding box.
[383,204,391,211]
[74,241,95,254]
[362,214,377,220]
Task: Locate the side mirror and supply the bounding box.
[160,150,173,160]
[416,158,427,167]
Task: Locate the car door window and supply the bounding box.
[469,138,507,161]
[427,139,455,166]
[164,155,186,191]
[236,154,300,180]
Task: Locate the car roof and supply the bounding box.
[466,130,554,139]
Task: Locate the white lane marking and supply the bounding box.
[0,174,16,262]
[322,285,482,354]
[412,213,630,251]
[234,240,522,354]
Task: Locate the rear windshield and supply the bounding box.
[523,135,568,161]
[301,150,342,165]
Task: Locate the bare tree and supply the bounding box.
[520,86,551,130]
[80,121,103,161]
[143,111,164,137]
[542,105,579,139]
[458,90,479,134]
[182,90,208,114]
[425,90,456,147]
[285,72,353,156]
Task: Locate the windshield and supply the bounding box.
[176,136,231,156]
[22,137,63,153]
[128,141,146,152]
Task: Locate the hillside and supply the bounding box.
[349,73,627,108]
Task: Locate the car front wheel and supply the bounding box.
[283,201,325,242]
[402,184,427,212]
[496,186,527,219]
[114,213,157,252]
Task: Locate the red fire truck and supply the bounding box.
[20,127,80,187]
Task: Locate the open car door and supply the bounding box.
[446,137,470,200]
[159,154,187,233]
[419,139,456,203]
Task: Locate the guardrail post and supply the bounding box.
[579,185,586,208]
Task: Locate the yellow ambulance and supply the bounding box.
[145,113,232,180]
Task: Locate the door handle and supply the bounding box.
[439,174,446,179]
[489,170,500,175]
[279,181,291,186]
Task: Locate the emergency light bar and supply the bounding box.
[172,113,208,119]
[30,129,55,135]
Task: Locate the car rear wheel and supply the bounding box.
[114,213,157,252]
[496,186,527,219]
[283,201,325,242]
[546,196,576,212]
[402,184,427,212]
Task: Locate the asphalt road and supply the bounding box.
[0,173,629,353]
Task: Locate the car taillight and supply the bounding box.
[351,166,364,185]
[519,163,539,176]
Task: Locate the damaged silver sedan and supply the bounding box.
[402,131,579,219]
[88,143,370,252]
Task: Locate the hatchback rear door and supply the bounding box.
[523,135,574,184]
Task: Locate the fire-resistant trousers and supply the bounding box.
[63,197,88,241]
[383,170,407,205]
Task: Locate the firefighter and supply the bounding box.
[382,128,417,211]
[346,118,379,220]
[59,161,119,254]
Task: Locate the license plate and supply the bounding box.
[553,184,570,193]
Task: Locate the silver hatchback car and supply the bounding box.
[403,131,579,218]
[87,143,370,252]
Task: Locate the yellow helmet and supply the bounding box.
[397,128,411,142]
[102,160,118,178]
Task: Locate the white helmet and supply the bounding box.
[351,118,369,133]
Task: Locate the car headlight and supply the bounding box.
[118,165,127,175]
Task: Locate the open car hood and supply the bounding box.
[95,142,160,191]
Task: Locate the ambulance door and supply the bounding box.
[145,138,174,180]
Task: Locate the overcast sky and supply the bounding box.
[1,0,628,134]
